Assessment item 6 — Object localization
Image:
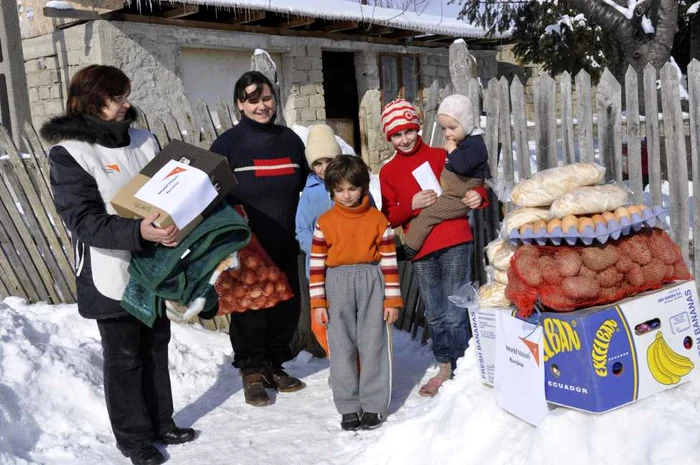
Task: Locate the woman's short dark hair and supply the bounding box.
[66,65,131,117]
[234,71,275,104]
[324,155,371,197]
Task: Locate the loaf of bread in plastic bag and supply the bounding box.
[510,163,605,207]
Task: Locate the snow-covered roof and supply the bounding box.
[154,0,507,39]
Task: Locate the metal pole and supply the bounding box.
[0,0,31,146]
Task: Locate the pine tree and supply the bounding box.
[457,0,687,82]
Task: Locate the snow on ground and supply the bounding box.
[3,297,700,465]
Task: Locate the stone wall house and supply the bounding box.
[20,0,508,170]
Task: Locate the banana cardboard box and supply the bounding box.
[534,280,700,413]
[469,306,514,386]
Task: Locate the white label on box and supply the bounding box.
[134,160,218,229]
[669,311,691,335]
[495,311,549,426]
[470,307,498,385]
[411,161,442,196]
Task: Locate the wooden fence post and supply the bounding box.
[534,72,557,170]
[643,64,663,207]
[687,59,700,279]
[559,72,575,165]
[575,70,595,163]
[596,69,623,183]
[625,66,644,203]
[660,62,690,262]
[510,76,530,181]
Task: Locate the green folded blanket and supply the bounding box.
[121,203,251,327]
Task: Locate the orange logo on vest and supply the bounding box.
[104,164,121,172]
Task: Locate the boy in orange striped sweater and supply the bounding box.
[310,155,402,431]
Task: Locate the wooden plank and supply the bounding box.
[0,262,9,297]
[150,117,170,149]
[19,132,74,270]
[216,95,235,133]
[367,26,394,37]
[162,114,183,142]
[321,20,358,33]
[625,66,644,203]
[196,100,218,149]
[228,11,265,25]
[484,78,500,178]
[534,72,557,169]
[0,177,42,301]
[596,69,622,183]
[559,71,575,164]
[660,63,690,262]
[510,76,530,181]
[0,217,29,298]
[181,111,198,146]
[0,126,75,301]
[498,76,514,213]
[251,50,286,126]
[575,70,594,162]
[688,59,700,279]
[158,5,199,19]
[644,64,662,207]
[468,78,481,123]
[422,80,440,147]
[23,121,50,188]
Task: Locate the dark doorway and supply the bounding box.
[321,51,360,153]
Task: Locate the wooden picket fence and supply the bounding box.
[1,55,699,342]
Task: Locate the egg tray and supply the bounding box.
[507,206,668,246]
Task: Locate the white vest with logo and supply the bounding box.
[56,128,159,301]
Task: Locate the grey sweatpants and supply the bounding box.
[326,264,392,415]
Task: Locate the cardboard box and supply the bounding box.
[469,306,514,386]
[111,140,236,242]
[526,281,700,413]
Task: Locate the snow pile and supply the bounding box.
[3,294,700,464]
[44,1,73,10]
[544,14,586,36]
[688,2,700,15]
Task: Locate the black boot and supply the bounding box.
[360,412,385,430]
[158,426,196,445]
[340,412,362,431]
[127,445,166,465]
[262,364,305,393]
[241,371,271,406]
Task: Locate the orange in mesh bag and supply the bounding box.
[215,233,294,314]
[505,229,692,318]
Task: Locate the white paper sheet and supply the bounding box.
[411,161,442,196]
[494,311,549,426]
[134,160,218,229]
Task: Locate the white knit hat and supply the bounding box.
[437,94,478,135]
[305,124,341,167]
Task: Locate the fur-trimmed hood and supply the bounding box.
[40,107,138,147]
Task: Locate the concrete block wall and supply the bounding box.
[22,24,103,128]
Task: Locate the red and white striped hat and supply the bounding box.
[380,99,420,140]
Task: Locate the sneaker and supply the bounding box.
[241,371,271,406]
[360,412,385,430]
[402,244,418,260]
[341,412,362,431]
[263,364,305,393]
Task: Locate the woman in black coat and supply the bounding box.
[210,71,309,406]
[41,65,195,465]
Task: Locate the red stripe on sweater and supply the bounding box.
[253,157,295,177]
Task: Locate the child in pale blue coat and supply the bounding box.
[296,124,342,356]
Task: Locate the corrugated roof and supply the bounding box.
[144,0,507,39]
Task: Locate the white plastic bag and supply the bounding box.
[502,207,550,235]
[478,282,511,308]
[486,265,508,284]
[486,238,517,271]
[448,281,480,308]
[511,163,606,207]
[548,184,629,219]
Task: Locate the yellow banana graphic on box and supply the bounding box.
[647,332,695,385]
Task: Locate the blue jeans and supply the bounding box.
[413,242,473,368]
